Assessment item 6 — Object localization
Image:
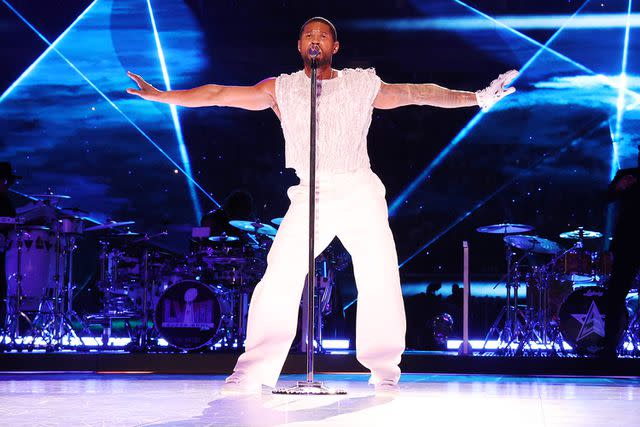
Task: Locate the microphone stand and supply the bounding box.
[273,56,345,395]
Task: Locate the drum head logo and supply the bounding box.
[161,287,215,329]
[571,301,606,341]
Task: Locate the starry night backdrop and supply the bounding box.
[1,0,639,326]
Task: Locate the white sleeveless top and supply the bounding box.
[275,68,381,177]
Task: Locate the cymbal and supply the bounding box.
[111,231,142,237]
[271,217,283,226]
[85,221,135,231]
[504,235,561,255]
[559,228,603,240]
[209,235,239,242]
[476,223,534,234]
[229,220,277,236]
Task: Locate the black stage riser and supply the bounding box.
[0,353,638,377]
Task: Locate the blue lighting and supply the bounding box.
[388,113,484,216]
[2,0,221,211]
[398,118,610,269]
[0,0,99,103]
[146,0,202,221]
[389,1,588,217]
[614,0,633,144]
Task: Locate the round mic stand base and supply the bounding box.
[273,381,347,395]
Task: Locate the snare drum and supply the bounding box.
[154,280,232,350]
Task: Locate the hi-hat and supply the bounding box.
[85,221,135,231]
[271,217,283,226]
[504,235,561,255]
[559,227,603,240]
[476,223,534,234]
[229,220,277,236]
[112,231,142,237]
[209,235,239,242]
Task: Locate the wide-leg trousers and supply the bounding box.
[231,168,406,387]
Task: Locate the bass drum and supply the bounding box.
[559,286,627,355]
[154,280,232,350]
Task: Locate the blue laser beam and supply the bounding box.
[453,0,640,102]
[147,0,202,221]
[2,0,221,209]
[605,0,633,245]
[614,0,633,144]
[0,0,98,103]
[388,0,591,216]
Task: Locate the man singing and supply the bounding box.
[127,17,517,394]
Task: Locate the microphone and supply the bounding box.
[308,44,321,60]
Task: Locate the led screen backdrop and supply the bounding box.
[1,0,639,280]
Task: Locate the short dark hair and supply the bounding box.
[299,17,337,41]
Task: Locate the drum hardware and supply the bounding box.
[29,221,95,350]
[2,228,34,350]
[477,223,535,353]
[622,291,639,356]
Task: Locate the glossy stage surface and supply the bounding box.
[0,373,639,426]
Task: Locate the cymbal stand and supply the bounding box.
[30,229,93,350]
[482,242,528,354]
[127,247,159,352]
[1,229,33,350]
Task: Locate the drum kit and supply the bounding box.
[1,195,348,353]
[477,223,638,356]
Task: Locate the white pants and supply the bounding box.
[232,168,406,387]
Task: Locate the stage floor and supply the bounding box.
[0,373,638,426]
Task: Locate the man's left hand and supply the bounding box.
[476,70,519,112]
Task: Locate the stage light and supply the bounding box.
[146,0,202,221]
[0,0,98,103]
[2,0,221,209]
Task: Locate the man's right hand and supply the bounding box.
[126,71,162,101]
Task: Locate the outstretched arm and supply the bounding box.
[126,71,276,110]
[374,83,477,109]
[374,70,518,111]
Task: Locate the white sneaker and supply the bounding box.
[374,380,399,396]
[220,371,261,395]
